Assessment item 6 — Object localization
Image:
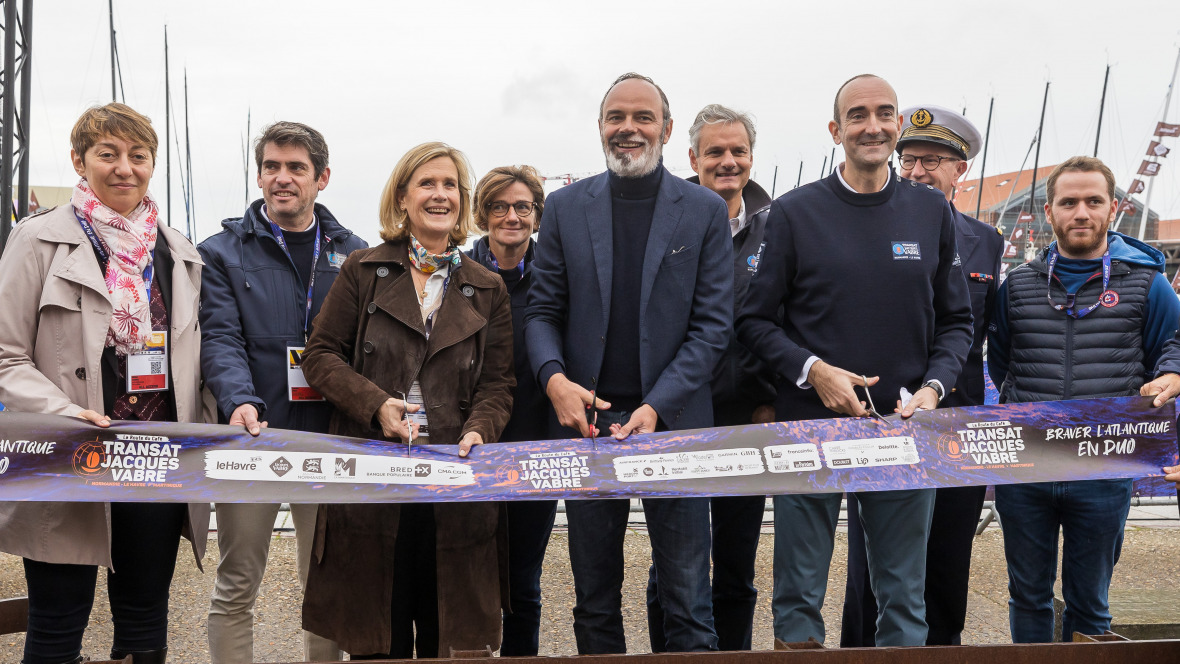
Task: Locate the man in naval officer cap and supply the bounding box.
[840,104,1004,647]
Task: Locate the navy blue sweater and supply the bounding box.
[736,170,973,421]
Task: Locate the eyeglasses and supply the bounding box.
[486,201,537,218]
[897,154,961,171]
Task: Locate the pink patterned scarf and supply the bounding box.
[71,178,159,355]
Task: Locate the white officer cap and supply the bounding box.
[898,105,982,160]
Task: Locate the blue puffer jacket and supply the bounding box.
[197,199,368,432]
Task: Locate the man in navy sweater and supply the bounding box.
[526,73,731,654]
[841,104,1004,647]
[736,74,973,647]
[988,156,1180,642]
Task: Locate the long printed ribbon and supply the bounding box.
[0,396,1175,502]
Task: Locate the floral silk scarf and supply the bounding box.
[408,235,462,273]
[71,178,159,355]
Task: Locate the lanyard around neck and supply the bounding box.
[268,219,323,342]
[1046,247,1111,319]
[489,250,526,279]
[75,210,153,295]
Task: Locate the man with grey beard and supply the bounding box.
[526,72,733,654]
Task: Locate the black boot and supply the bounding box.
[108,647,166,664]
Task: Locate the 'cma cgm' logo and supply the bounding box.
[73,440,109,478]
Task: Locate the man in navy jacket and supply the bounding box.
[198,122,367,664]
[647,104,775,653]
[526,73,732,654]
[736,75,973,647]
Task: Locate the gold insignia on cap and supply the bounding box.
[911,108,933,128]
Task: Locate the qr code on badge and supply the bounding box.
[150,360,163,374]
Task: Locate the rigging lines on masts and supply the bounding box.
[1135,46,1180,242]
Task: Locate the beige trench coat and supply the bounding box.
[0,204,209,569]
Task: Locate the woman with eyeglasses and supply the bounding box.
[298,142,514,659]
[466,166,554,656]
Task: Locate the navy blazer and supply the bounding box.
[948,208,1003,407]
[525,168,733,433]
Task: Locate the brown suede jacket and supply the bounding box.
[299,238,514,656]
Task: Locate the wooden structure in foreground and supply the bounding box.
[273,637,1180,664]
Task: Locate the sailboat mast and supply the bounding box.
[108,0,116,101]
[1094,64,1110,158]
[164,27,171,230]
[1136,47,1180,241]
[976,97,994,221]
[244,109,251,208]
[1026,81,1050,255]
[184,70,194,240]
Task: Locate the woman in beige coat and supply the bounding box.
[0,103,208,664]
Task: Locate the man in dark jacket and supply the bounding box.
[648,104,774,652]
[198,122,367,664]
[987,156,1180,643]
[526,72,732,655]
[736,74,974,647]
[841,105,1004,647]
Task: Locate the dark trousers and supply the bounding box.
[647,494,764,651]
[501,499,558,656]
[565,407,716,654]
[649,399,764,651]
[840,485,986,647]
[22,502,185,664]
[352,504,439,660]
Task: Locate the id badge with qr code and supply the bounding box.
[127,331,169,393]
[287,346,325,402]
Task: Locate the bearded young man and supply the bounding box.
[987,156,1180,643]
[526,72,732,655]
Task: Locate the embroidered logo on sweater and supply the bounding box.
[747,242,766,272]
[892,242,922,260]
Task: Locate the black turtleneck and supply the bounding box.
[281,223,320,291]
[597,163,663,405]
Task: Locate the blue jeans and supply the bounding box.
[772,489,934,647]
[994,479,1132,643]
[567,497,717,654]
[501,500,558,656]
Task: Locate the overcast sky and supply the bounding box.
[23,0,1180,244]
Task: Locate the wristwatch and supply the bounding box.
[920,380,945,403]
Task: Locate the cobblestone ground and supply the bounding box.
[0,527,1176,662]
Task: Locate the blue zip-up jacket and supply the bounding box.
[988,231,1180,391]
[198,199,368,432]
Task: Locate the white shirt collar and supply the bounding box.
[729,197,748,237]
[836,162,890,194]
[261,205,318,233]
